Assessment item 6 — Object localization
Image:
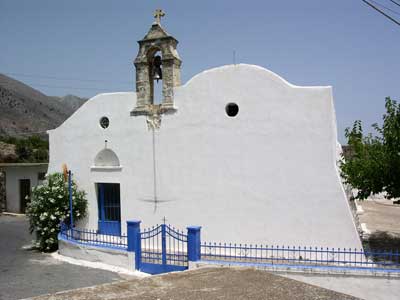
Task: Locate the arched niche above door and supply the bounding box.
[91,148,122,171]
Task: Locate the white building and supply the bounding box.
[0,163,48,213]
[48,17,361,249]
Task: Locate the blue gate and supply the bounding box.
[138,224,188,274]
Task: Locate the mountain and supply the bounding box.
[0,74,87,138]
[52,94,87,111]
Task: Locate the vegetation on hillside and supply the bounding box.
[0,135,48,163]
[341,97,400,200]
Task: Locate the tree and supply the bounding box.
[341,97,400,200]
[0,135,49,163]
[26,173,87,251]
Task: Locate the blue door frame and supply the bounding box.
[97,183,121,236]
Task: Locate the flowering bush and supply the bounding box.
[26,172,87,252]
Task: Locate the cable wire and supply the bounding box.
[390,0,400,8]
[361,0,400,26]
[0,81,129,92]
[2,72,132,85]
[369,0,400,16]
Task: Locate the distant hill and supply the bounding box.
[0,73,87,138]
[52,94,87,112]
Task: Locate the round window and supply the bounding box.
[225,103,239,117]
[99,117,109,129]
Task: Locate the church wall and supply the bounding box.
[48,64,361,249]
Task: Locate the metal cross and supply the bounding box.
[140,197,173,214]
[154,9,165,24]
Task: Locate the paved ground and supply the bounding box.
[284,273,400,300]
[2,213,399,300]
[27,267,359,300]
[0,214,130,300]
[358,198,400,235]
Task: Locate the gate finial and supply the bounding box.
[162,216,167,224]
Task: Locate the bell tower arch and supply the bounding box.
[131,9,181,118]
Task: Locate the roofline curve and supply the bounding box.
[182,64,331,89]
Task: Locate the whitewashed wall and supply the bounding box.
[48,64,361,249]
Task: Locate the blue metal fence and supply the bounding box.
[200,242,400,270]
[59,222,127,250]
[58,220,400,273]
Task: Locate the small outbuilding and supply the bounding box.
[0,163,48,213]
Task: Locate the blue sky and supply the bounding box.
[1,0,399,143]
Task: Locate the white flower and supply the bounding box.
[50,215,56,220]
[49,198,55,203]
[50,228,55,232]
[58,195,63,199]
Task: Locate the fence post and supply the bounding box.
[187,226,201,268]
[127,220,141,271]
[68,170,74,228]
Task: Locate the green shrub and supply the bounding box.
[26,172,87,252]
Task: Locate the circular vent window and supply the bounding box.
[100,116,109,129]
[225,103,239,117]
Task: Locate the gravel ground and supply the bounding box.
[358,199,400,236]
[27,267,359,300]
[0,214,130,300]
[284,273,400,300]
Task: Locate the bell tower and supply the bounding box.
[131,9,181,119]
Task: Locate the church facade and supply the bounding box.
[48,15,362,249]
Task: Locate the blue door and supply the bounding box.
[97,183,121,236]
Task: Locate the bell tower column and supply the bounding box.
[131,9,181,119]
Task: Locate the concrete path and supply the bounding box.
[0,214,131,300]
[284,273,400,300]
[358,198,400,236]
[27,267,359,300]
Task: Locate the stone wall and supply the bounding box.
[0,169,6,212]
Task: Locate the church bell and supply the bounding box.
[152,55,162,82]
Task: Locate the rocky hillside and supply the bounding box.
[52,94,87,112]
[0,74,87,138]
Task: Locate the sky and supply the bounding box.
[0,0,399,143]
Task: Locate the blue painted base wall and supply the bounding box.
[139,263,187,275]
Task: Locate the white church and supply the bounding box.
[48,12,362,249]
